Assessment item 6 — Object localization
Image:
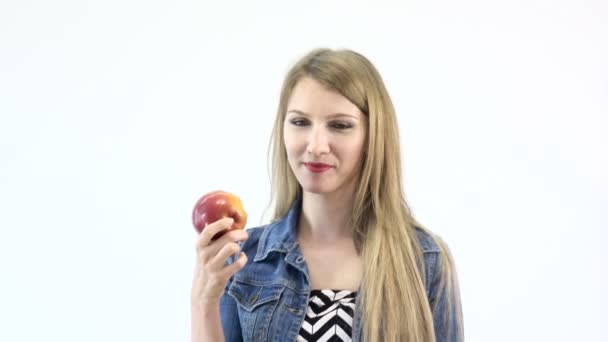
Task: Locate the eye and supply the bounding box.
[289,119,308,126]
[331,122,352,130]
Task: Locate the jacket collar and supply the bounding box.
[254,194,441,261]
[254,195,303,262]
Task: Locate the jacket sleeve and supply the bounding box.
[219,273,244,341]
[428,251,464,342]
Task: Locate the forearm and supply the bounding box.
[191,301,225,342]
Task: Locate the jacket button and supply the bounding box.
[295,256,305,263]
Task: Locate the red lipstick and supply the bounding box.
[304,162,332,173]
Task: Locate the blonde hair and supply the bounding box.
[265,48,463,341]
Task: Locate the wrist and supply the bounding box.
[191,297,221,310]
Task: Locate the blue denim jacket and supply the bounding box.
[220,197,462,341]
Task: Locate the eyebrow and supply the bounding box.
[286,109,359,120]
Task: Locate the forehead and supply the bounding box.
[286,77,363,119]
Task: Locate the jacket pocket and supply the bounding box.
[228,281,285,341]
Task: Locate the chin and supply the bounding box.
[292,167,344,195]
[299,181,339,195]
[302,187,328,195]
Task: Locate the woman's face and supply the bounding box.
[283,77,367,196]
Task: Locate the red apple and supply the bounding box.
[192,190,248,240]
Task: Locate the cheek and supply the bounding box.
[283,131,303,153]
[283,136,295,154]
[282,128,293,152]
[348,139,366,165]
[283,138,299,166]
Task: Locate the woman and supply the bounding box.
[191,48,464,342]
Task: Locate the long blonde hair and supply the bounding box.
[265,48,463,341]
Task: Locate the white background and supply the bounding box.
[1,1,606,341]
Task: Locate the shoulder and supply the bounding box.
[414,225,442,254]
[239,218,288,260]
[413,225,454,294]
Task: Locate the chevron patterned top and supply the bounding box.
[296,289,357,342]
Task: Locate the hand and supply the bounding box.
[191,217,249,306]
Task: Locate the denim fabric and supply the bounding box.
[219,196,462,341]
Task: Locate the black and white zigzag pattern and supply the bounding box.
[297,289,357,342]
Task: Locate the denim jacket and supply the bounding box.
[219,196,462,341]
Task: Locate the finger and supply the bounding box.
[198,228,248,263]
[216,228,249,245]
[208,242,241,271]
[196,217,234,250]
[219,252,248,279]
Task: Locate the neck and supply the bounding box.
[298,190,355,243]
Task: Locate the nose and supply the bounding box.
[306,126,330,156]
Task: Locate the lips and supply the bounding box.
[304,162,332,173]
